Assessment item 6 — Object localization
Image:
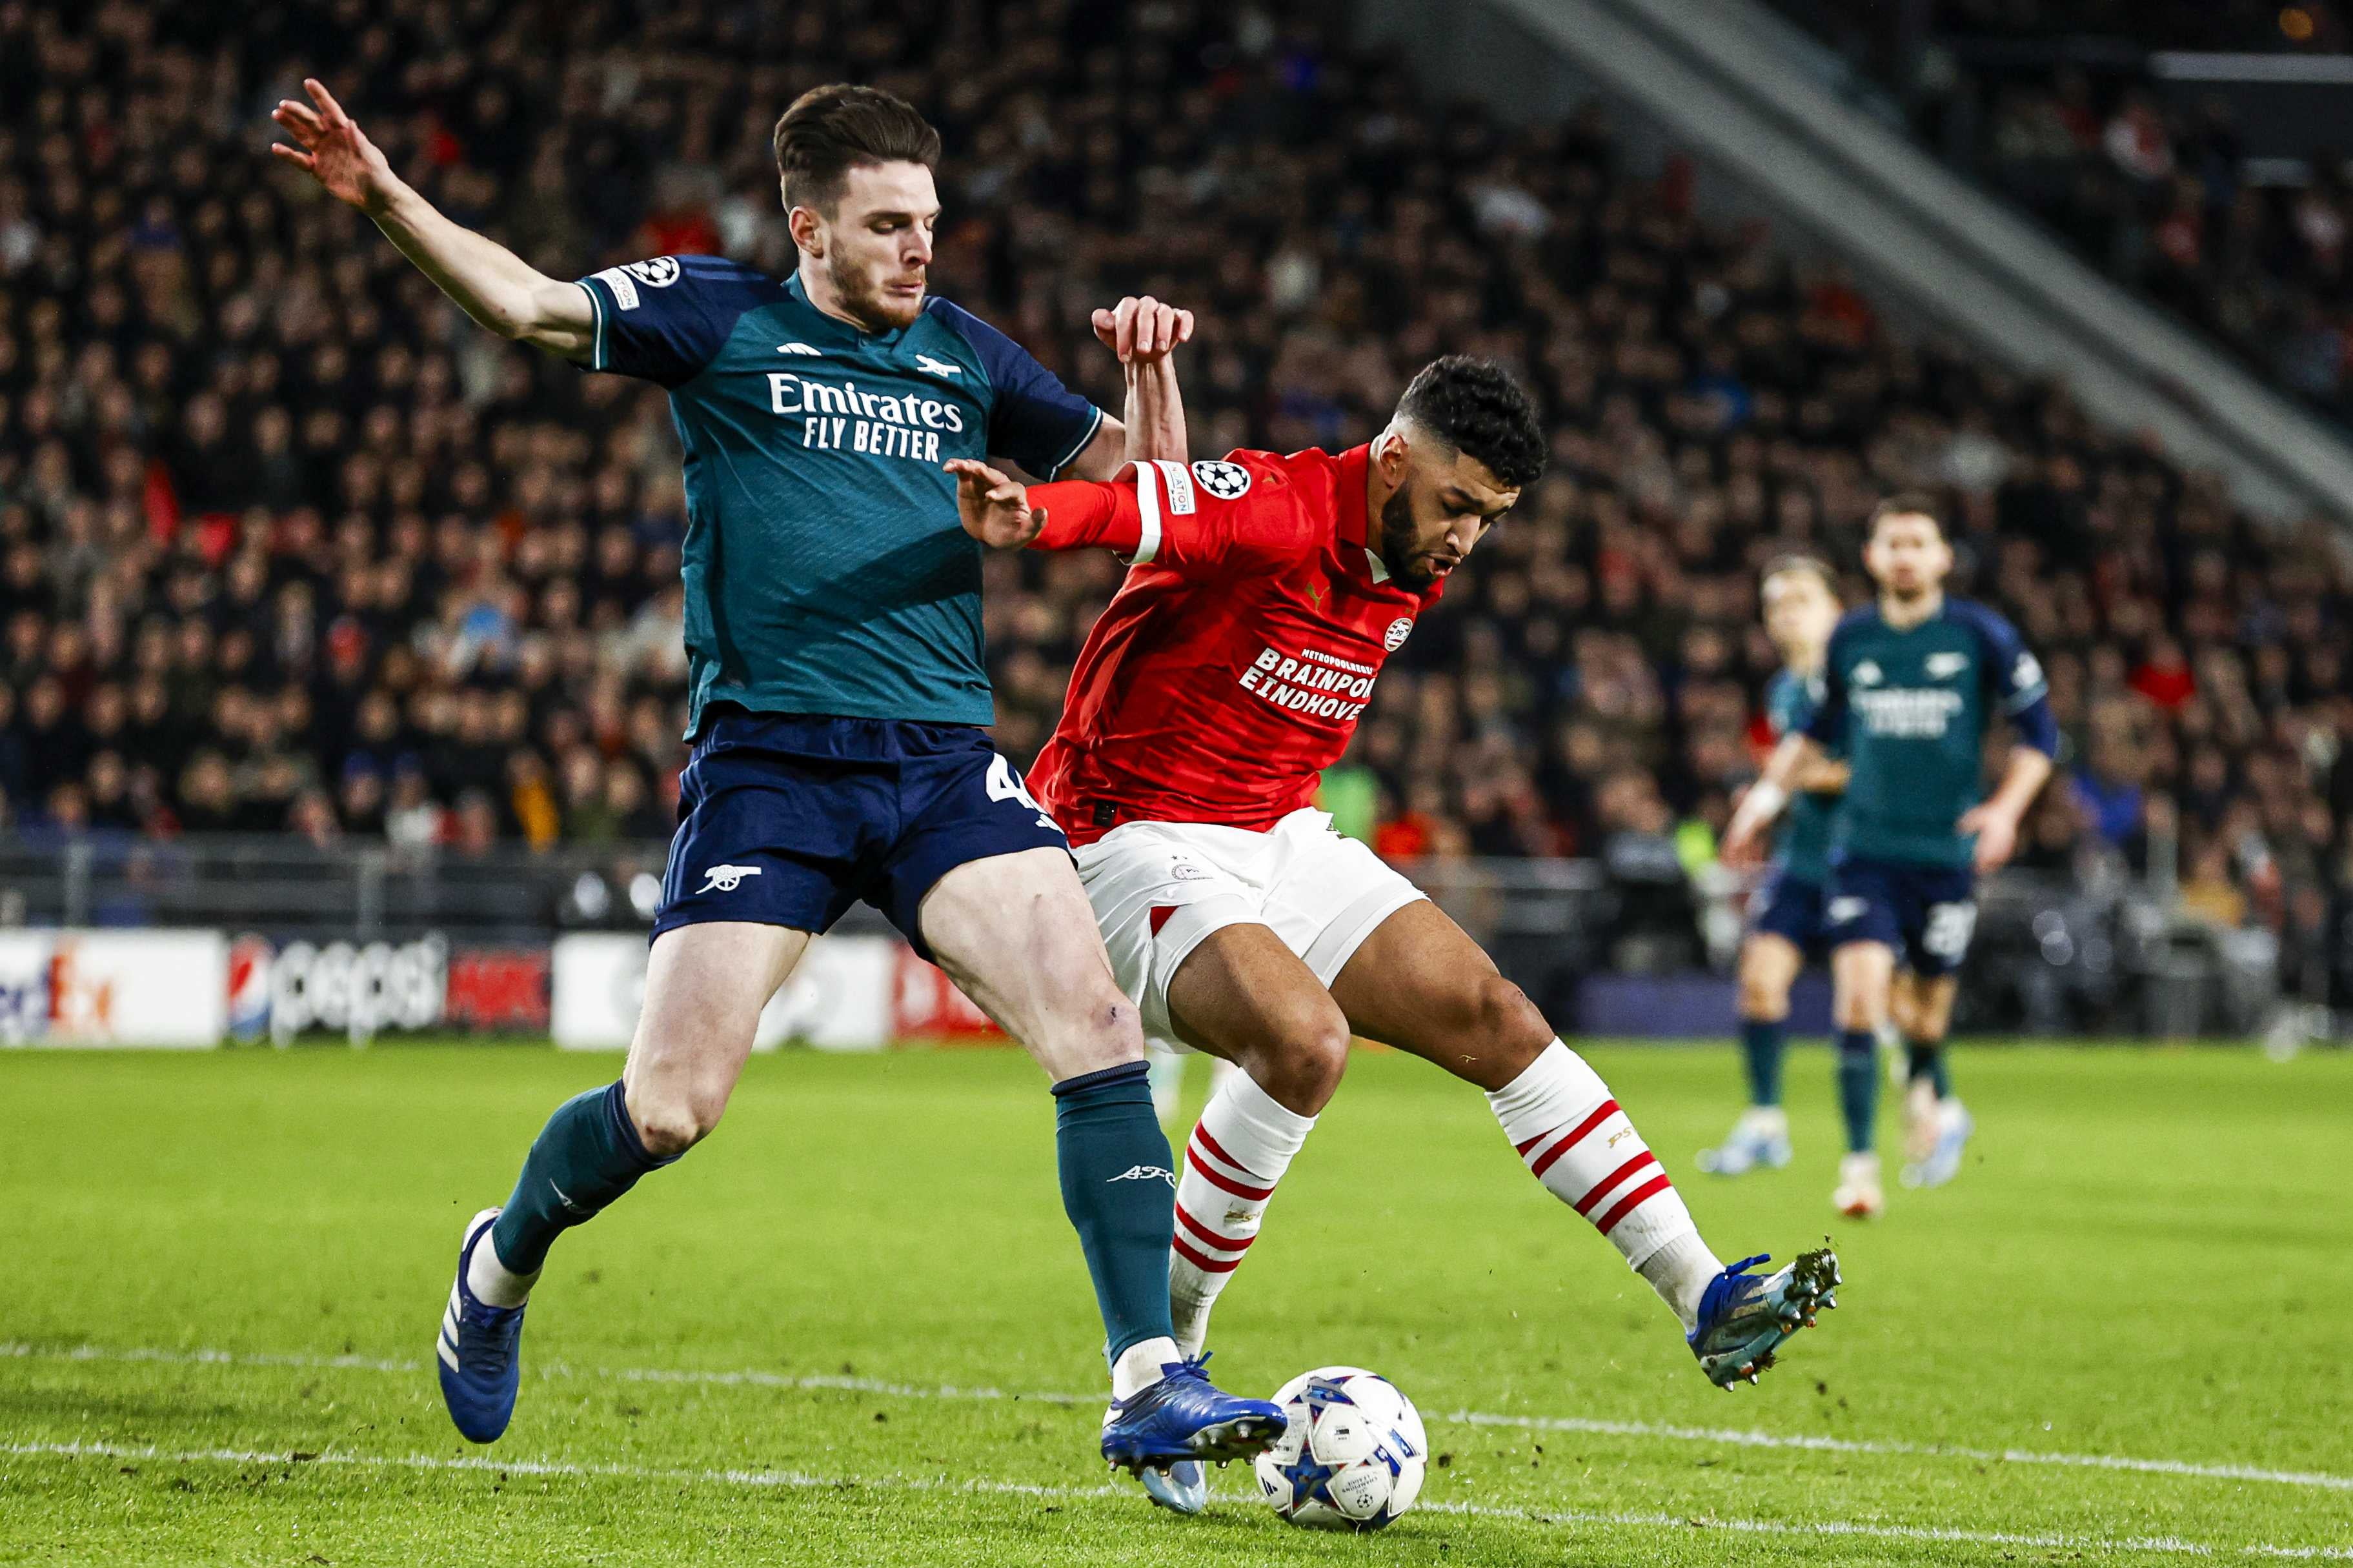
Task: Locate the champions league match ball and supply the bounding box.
[1253,1367,1428,1530]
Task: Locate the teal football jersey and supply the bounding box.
[576,256,1105,735]
[1805,598,2054,869]
[1764,667,1838,885]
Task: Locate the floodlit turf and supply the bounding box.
[1,1040,2348,1567]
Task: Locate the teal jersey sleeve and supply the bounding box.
[924,299,1104,478]
[1954,599,2059,756]
[575,254,785,387]
[1768,668,1839,881]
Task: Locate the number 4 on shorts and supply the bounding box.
[987,754,1058,830]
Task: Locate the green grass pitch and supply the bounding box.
[2,1040,2348,1565]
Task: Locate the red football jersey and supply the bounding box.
[1024,445,1441,845]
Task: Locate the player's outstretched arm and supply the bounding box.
[271,78,594,361]
[1722,734,1819,867]
[945,460,1047,549]
[1066,296,1195,477]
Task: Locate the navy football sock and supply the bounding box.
[489,1081,675,1278]
[1052,1061,1179,1366]
[1739,1018,1786,1108]
[1835,1030,1879,1154]
[1905,1039,1953,1100]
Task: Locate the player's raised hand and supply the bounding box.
[1959,801,2021,873]
[944,459,1045,549]
[1092,296,1195,365]
[270,78,399,214]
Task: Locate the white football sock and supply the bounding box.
[466,1233,537,1309]
[1487,1041,1721,1323]
[1633,1231,1722,1332]
[1110,1335,1182,1401]
[1167,1069,1315,1357]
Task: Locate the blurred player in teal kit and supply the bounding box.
[1699,556,1846,1178]
[272,78,1285,1476]
[1724,498,2055,1218]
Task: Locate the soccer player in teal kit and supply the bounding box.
[1724,498,2055,1217]
[272,79,1284,1476]
[1699,555,1848,1178]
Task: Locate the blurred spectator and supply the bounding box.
[1595,770,1701,971]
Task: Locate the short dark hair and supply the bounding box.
[1396,356,1547,490]
[1761,552,1838,596]
[1868,492,1943,538]
[773,85,942,215]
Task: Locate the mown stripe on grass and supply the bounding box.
[6,1438,2347,1561]
[9,1340,2352,1495]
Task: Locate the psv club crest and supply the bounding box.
[1192,459,1251,499]
[1384,618,1414,650]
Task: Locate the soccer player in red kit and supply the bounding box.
[948,357,1839,1514]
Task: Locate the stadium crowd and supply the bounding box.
[2,0,2351,956]
[1784,0,2353,416]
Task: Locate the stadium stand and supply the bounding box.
[1775,0,2353,417]
[1,0,2348,967]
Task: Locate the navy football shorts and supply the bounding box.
[1821,856,1979,979]
[1746,869,1835,963]
[654,709,1070,959]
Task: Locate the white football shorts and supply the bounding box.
[1073,808,1427,1054]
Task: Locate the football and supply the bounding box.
[1252,1366,1428,1530]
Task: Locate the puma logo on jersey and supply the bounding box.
[1828,896,1868,924]
[695,864,762,894]
[1924,652,1969,679]
[1852,660,1883,686]
[776,341,822,356]
[913,354,962,378]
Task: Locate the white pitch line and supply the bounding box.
[6,1437,2347,1562]
[7,1340,2351,1496]
[1440,1409,2353,1494]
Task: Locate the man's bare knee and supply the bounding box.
[1833,981,1886,1033]
[1036,987,1147,1080]
[1247,1001,1351,1117]
[1468,974,1554,1076]
[625,1077,728,1159]
[1738,969,1790,1022]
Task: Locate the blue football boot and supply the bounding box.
[1102,1354,1286,1480]
[1688,1246,1841,1389]
[1136,1458,1207,1514]
[436,1207,529,1443]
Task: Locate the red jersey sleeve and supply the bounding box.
[1027,456,1318,574]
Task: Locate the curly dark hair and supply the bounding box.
[1395,356,1548,490]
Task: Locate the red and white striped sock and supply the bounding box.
[1487,1040,1722,1329]
[1167,1070,1315,1357]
